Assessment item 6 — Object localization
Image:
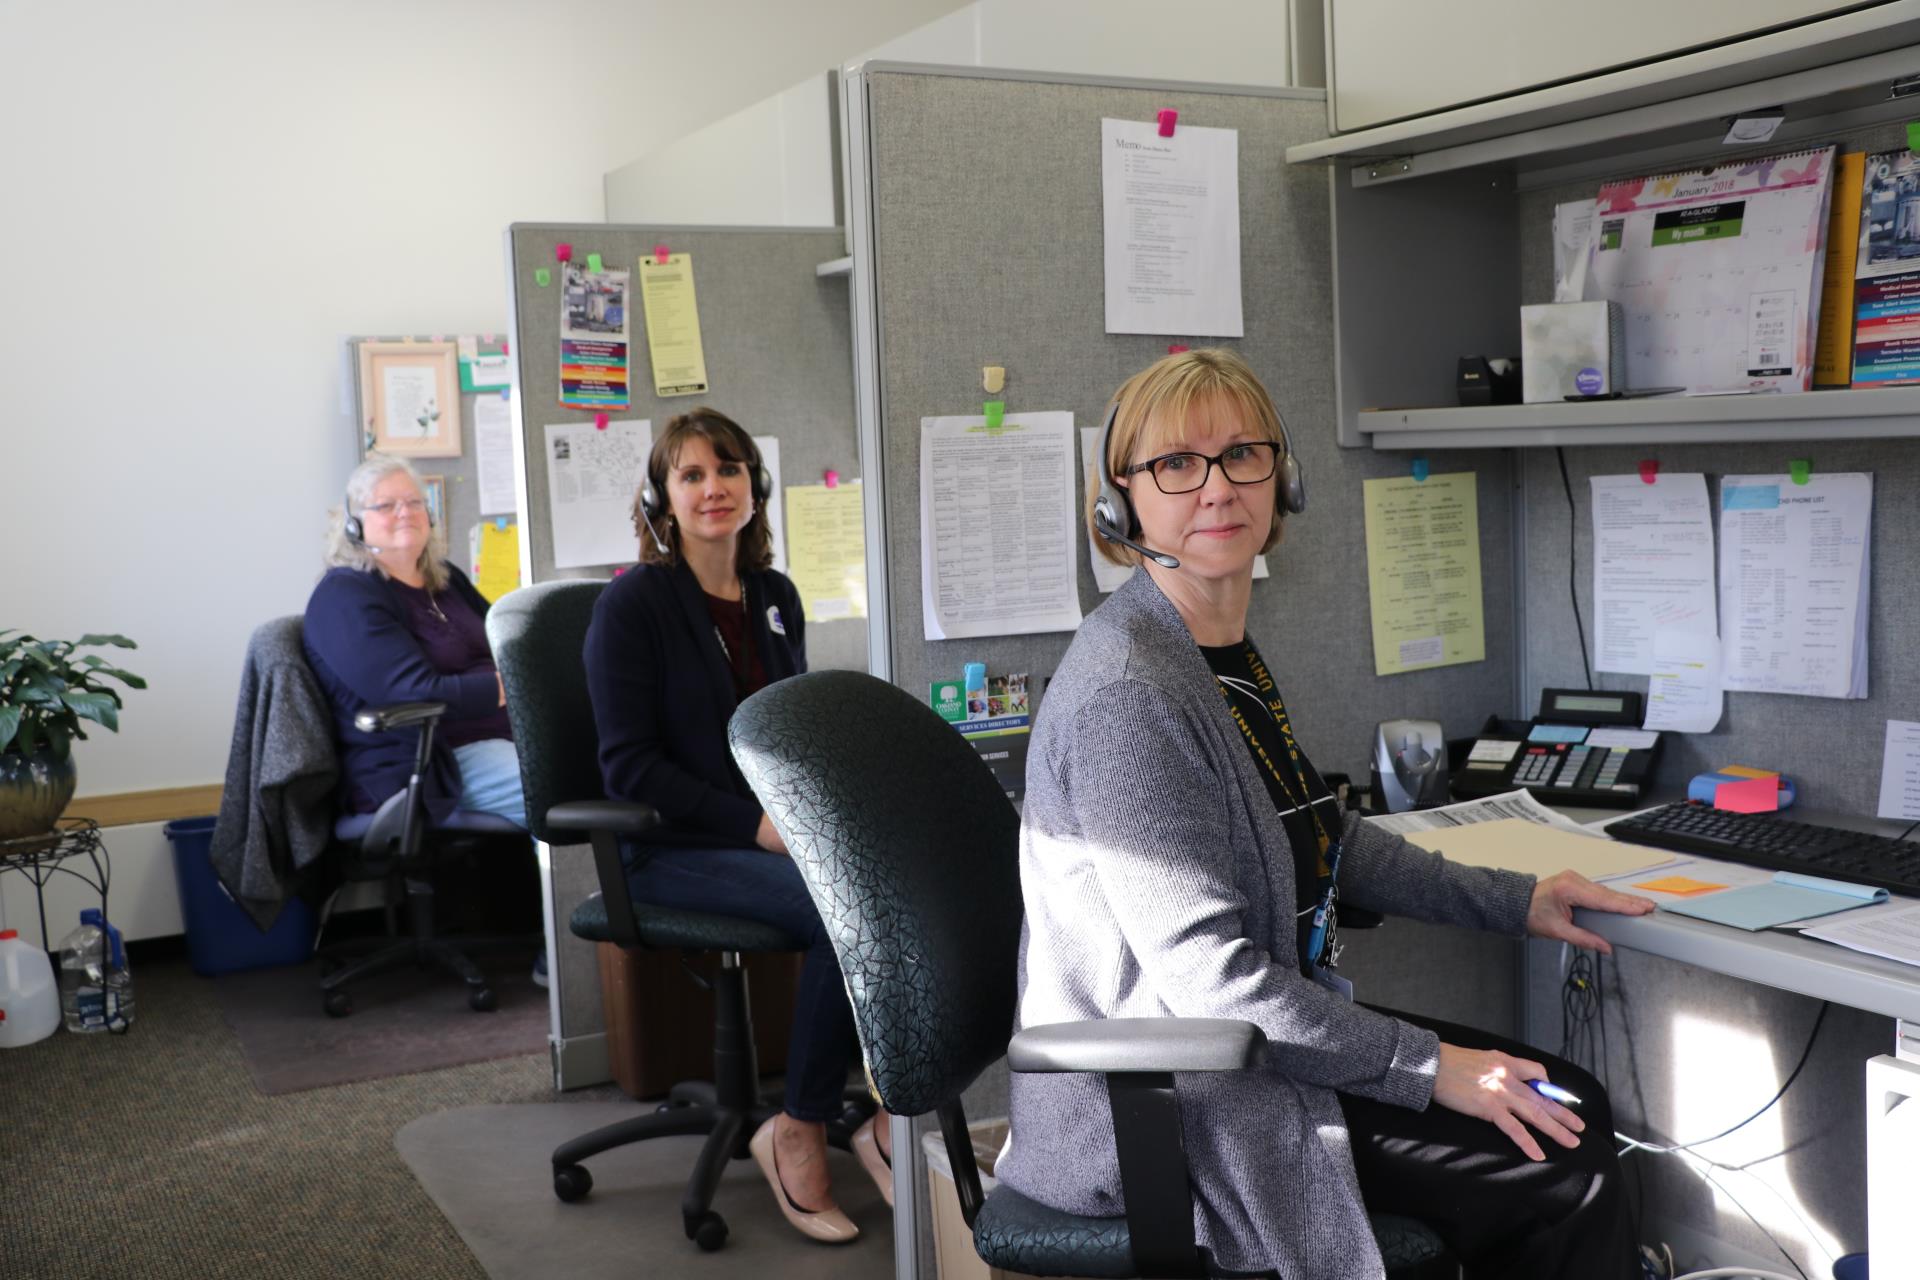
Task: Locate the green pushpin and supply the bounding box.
[1789,459,1811,485]
[983,400,1005,429]
[587,253,603,272]
[535,267,551,287]
[1908,120,1920,152]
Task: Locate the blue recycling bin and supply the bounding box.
[163,817,316,976]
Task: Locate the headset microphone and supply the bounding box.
[1091,401,1183,570]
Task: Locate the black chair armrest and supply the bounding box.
[1007,1017,1265,1074]
[354,701,447,733]
[546,800,661,836]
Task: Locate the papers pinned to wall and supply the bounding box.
[1361,472,1486,677]
[1100,117,1243,337]
[753,435,785,575]
[785,481,866,622]
[473,520,520,602]
[1589,473,1716,675]
[473,393,518,516]
[920,411,1083,641]
[559,263,632,410]
[1718,471,1871,699]
[638,252,710,397]
[544,419,650,570]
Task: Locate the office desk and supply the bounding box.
[1557,801,1920,1267]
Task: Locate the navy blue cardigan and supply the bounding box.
[583,562,806,848]
[303,564,501,823]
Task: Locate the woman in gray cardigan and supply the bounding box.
[995,349,1654,1280]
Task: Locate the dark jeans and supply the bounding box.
[624,843,857,1123]
[1341,1007,1638,1280]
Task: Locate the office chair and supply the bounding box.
[485,580,868,1253]
[729,670,1458,1280]
[236,618,531,1018]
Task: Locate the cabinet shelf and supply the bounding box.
[1358,387,1920,450]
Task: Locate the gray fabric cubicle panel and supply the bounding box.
[865,70,1520,784]
[504,223,866,675]
[1515,118,1920,813]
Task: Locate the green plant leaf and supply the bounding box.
[76,634,136,649]
[18,642,54,670]
[0,705,19,749]
[76,661,146,689]
[44,723,72,762]
[61,690,119,732]
[12,720,35,756]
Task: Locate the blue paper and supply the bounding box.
[1661,872,1887,931]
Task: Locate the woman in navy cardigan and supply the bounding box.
[584,409,891,1244]
[304,454,526,830]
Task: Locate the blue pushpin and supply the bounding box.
[494,517,508,531]
[1411,457,1429,483]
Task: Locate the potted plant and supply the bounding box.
[0,632,145,842]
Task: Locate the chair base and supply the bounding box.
[318,871,536,1016]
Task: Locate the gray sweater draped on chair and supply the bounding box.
[997,570,1536,1280]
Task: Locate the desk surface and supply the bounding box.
[1563,801,1920,1024]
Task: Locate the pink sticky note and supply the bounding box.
[594,412,609,430]
[824,469,839,489]
[1714,776,1779,813]
[653,244,669,264]
[555,243,573,263]
[1157,108,1178,137]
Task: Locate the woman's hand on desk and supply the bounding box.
[755,812,789,855]
[1432,1044,1583,1162]
[1526,871,1655,955]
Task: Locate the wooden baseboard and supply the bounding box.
[68,784,223,828]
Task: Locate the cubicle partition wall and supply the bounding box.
[845,64,1526,1278]
[502,222,863,1086]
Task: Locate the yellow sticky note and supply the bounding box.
[784,482,867,622]
[476,521,521,602]
[1361,471,1485,676]
[637,252,709,397]
[1632,875,1729,897]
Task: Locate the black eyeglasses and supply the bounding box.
[1122,441,1281,495]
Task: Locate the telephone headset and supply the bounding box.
[343,487,435,552]
[1090,388,1306,570]
[637,431,773,556]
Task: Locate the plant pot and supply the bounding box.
[0,749,78,843]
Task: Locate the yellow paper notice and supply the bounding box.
[784,482,867,621]
[1362,471,1485,676]
[476,521,521,602]
[637,253,709,397]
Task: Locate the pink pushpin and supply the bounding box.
[1168,344,1190,354]
[824,469,840,489]
[555,243,573,263]
[653,244,670,264]
[500,340,509,355]
[1157,109,1178,137]
[594,412,609,430]
[1639,459,1659,485]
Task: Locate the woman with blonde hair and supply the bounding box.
[304,452,525,831]
[997,349,1652,1279]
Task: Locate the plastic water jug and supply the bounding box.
[0,928,61,1047]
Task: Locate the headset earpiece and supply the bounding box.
[343,493,365,545]
[1091,400,1135,542]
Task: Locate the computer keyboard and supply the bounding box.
[1605,802,1920,900]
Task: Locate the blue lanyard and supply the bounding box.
[1306,839,1343,969]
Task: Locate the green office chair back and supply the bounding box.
[728,669,1023,1117]
[484,580,607,846]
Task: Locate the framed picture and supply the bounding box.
[420,474,447,527]
[359,340,461,458]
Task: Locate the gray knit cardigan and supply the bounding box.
[995,569,1536,1279]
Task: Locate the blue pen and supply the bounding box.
[1530,1080,1583,1107]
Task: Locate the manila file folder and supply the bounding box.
[1401,818,1671,881]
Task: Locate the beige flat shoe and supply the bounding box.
[749,1116,860,1244]
[851,1115,895,1208]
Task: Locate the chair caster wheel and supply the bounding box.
[323,990,352,1018]
[552,1164,592,1202]
[686,1210,728,1252]
[468,986,498,1012]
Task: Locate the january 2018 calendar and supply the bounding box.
[1585,146,1835,396]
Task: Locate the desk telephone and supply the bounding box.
[1450,689,1664,808]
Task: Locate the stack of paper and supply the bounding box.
[1718,472,1871,699]
[1852,149,1920,387]
[1662,871,1887,931]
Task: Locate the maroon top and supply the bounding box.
[704,592,766,700]
[390,579,513,748]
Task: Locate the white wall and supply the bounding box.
[0,0,964,815]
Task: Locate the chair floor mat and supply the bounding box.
[397,1102,895,1279]
[210,952,548,1095]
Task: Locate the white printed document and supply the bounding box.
[1101,117,1242,337]
[1590,473,1716,675]
[544,419,650,569]
[753,435,786,575]
[921,412,1083,641]
[1364,789,1597,838]
[1878,720,1920,821]
[1718,472,1871,699]
[1643,630,1724,733]
[474,394,518,516]
[1801,904,1920,969]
